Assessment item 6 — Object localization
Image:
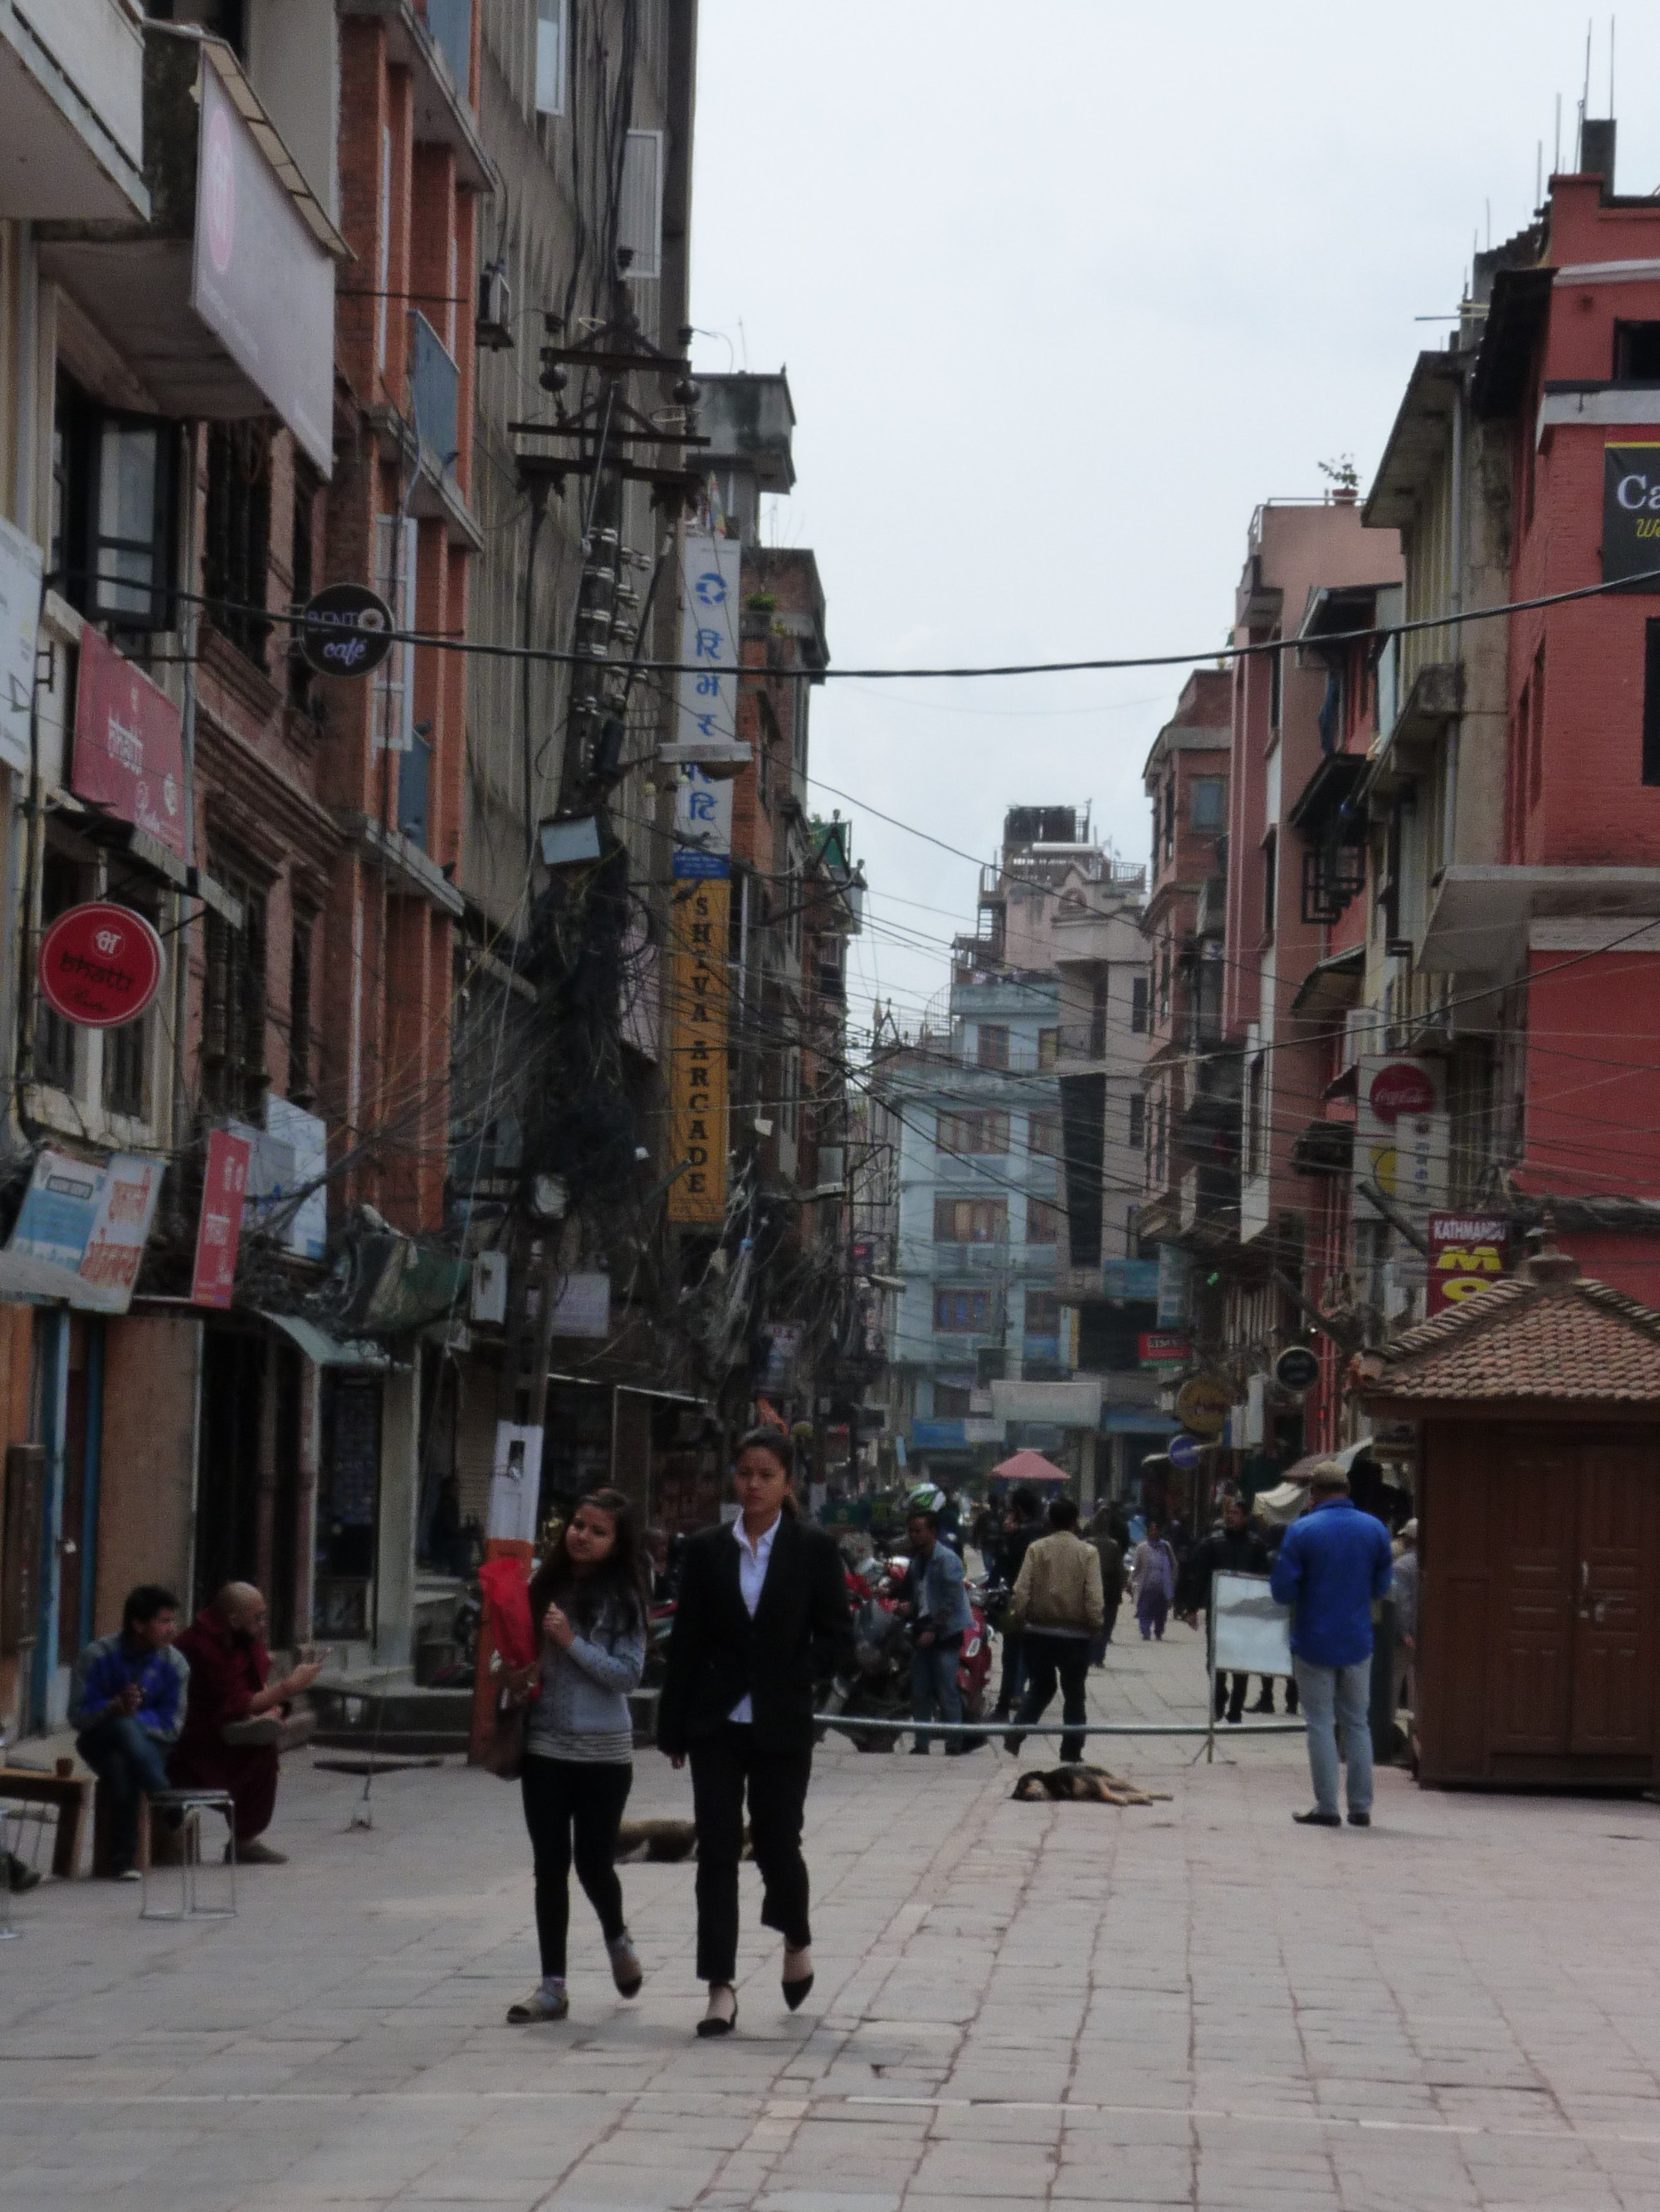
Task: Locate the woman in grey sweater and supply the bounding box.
[507,1487,648,2024]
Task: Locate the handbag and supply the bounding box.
[479,1683,529,1780]
[479,1658,538,1780]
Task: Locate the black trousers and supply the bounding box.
[1213,1670,1249,1722]
[520,1755,632,1978]
[688,1723,812,1986]
[1012,1631,1092,1761]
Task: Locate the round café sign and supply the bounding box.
[299,583,395,678]
[37,903,164,1028]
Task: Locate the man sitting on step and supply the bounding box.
[70,1585,190,1880]
[168,1584,322,1865]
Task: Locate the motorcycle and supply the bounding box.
[818,1555,993,1751]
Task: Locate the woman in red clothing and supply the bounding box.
[168,1583,322,1863]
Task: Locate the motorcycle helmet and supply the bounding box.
[906,1482,947,1517]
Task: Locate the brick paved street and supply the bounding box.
[7,1628,1660,2210]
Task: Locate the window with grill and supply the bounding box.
[1028,1111,1062,1158]
[933,1197,1007,1244]
[35,848,86,1092]
[1191,777,1227,831]
[535,0,568,114]
[202,870,268,1118]
[934,1288,991,1333]
[1128,1092,1145,1148]
[103,891,160,1121]
[1037,1028,1059,1070]
[976,1024,1008,1070]
[936,1110,1008,1155]
[289,461,320,713]
[51,372,174,628]
[1025,1196,1063,1245]
[204,422,271,668]
[288,914,316,1105]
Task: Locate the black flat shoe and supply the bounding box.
[696,1986,738,2039]
[1347,1810,1371,1827]
[1293,1809,1341,1828]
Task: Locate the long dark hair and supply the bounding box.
[528,1487,647,1633]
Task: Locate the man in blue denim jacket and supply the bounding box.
[1271,1465,1393,1829]
[898,1508,974,1755]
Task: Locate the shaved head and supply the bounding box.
[216,1581,266,1630]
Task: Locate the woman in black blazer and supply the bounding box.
[658,1427,855,2037]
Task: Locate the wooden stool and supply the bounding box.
[0,1766,90,1878]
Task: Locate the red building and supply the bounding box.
[1420,127,1660,1295]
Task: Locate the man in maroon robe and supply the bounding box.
[168,1584,322,1863]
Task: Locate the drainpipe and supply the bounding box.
[1443,375,1465,876]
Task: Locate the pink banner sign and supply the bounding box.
[191,1129,251,1309]
[72,627,187,861]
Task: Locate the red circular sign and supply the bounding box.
[37,903,164,1029]
[1368,1062,1435,1125]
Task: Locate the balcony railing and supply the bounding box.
[410,311,460,471]
[423,0,472,97]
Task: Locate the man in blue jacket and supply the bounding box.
[898,1508,974,1754]
[1270,1463,1393,1828]
[70,1585,190,1878]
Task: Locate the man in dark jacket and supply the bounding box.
[1177,1497,1269,1725]
[1271,1463,1393,1828]
[989,1488,1042,1721]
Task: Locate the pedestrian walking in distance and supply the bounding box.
[658,1428,854,2039]
[989,1487,1042,1721]
[1004,1497,1104,1763]
[1270,1460,1393,1829]
[1177,1495,1269,1724]
[896,1505,974,1753]
[1130,1519,1178,1640]
[1391,1518,1420,1716]
[1086,1505,1127,1668]
[507,1487,648,2024]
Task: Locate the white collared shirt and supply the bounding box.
[728,1511,782,1724]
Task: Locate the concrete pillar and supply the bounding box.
[374,1354,419,1668]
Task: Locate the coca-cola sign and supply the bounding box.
[1367,1062,1436,1125]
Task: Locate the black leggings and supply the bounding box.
[520,1755,632,1977]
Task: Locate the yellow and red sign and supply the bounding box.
[666,878,730,1224]
[1426,1213,1508,1316]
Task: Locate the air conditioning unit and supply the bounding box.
[476,259,514,350]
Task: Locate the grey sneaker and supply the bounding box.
[608,1932,643,1998]
[507,1985,569,2024]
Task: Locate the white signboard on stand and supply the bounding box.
[1211,1570,1293,1678]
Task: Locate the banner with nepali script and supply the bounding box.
[666,878,730,1225]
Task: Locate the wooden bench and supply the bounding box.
[0,1765,91,1879]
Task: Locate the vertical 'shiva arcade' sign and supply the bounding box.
[667,532,740,1224]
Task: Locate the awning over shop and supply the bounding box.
[0,1248,118,1311]
[261,1311,388,1370]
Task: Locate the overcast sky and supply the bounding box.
[687,2,1660,1045]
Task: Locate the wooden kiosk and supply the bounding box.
[1358,1241,1660,1789]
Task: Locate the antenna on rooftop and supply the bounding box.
[1579,17,1591,167]
[1555,93,1562,175]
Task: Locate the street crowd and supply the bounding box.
[65,1434,1418,2040]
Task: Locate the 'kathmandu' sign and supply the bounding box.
[1603,443,1660,592]
[1426,1213,1509,1318]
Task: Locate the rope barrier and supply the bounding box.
[813,1715,1306,1740]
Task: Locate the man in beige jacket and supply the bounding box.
[1004,1496,1105,1761]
